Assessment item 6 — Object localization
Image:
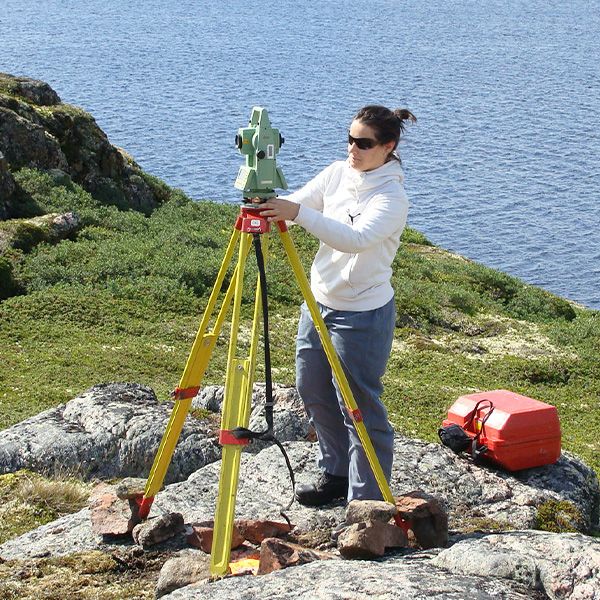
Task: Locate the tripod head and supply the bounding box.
[234,107,288,201]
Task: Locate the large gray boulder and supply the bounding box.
[2,74,61,106]
[164,553,546,599]
[433,531,600,600]
[392,437,599,534]
[0,105,68,171]
[0,382,221,482]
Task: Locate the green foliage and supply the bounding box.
[506,285,577,322]
[0,254,22,299]
[140,171,177,206]
[12,168,99,219]
[400,226,433,245]
[469,263,522,303]
[1,221,48,251]
[89,177,128,210]
[535,499,584,533]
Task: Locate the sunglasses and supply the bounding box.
[348,134,379,150]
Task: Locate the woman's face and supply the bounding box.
[347,120,395,172]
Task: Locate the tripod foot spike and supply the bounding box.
[137,496,154,520]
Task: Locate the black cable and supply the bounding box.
[232,233,296,520]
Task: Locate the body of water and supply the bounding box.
[2,0,599,308]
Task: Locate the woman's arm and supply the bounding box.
[261,193,408,254]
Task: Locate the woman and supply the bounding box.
[260,105,416,506]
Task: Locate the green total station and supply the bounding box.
[234,106,288,200]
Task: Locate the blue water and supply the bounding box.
[1,1,599,309]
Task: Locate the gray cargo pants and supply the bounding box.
[295,298,396,502]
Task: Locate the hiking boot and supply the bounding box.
[295,472,348,507]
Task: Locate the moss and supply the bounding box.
[189,407,213,421]
[535,499,585,533]
[459,517,514,533]
[0,73,19,96]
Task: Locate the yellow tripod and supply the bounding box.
[137,205,397,577]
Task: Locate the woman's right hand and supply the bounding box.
[259,198,300,222]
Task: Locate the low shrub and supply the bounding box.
[506,286,577,322]
[0,254,22,299]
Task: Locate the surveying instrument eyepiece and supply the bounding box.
[138,106,404,578]
[234,106,287,201]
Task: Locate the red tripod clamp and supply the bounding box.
[236,206,270,234]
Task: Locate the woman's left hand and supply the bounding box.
[258,198,300,222]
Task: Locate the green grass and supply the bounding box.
[1,169,599,481]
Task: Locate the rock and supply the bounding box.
[192,385,224,413]
[8,75,61,106]
[0,106,69,171]
[116,477,147,500]
[257,537,335,574]
[337,520,407,559]
[392,438,600,534]
[0,508,121,560]
[344,499,398,525]
[235,519,293,544]
[155,550,211,598]
[25,211,81,242]
[149,442,345,534]
[0,72,162,213]
[433,530,600,600]
[2,436,599,563]
[89,482,141,538]
[395,490,448,549]
[0,422,600,558]
[132,512,184,548]
[247,383,312,450]
[187,521,245,553]
[228,546,261,575]
[0,382,221,482]
[163,556,543,599]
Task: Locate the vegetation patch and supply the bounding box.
[0,549,167,599]
[0,470,91,544]
[458,517,515,534]
[535,499,585,533]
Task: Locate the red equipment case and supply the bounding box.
[443,389,561,471]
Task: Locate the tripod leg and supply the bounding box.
[139,227,246,518]
[277,225,395,504]
[210,232,262,577]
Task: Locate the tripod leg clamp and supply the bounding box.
[219,429,250,446]
[348,408,364,423]
[172,386,200,400]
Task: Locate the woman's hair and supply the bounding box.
[353,105,417,162]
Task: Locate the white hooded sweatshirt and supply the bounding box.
[288,158,408,311]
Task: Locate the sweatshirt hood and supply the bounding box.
[345,158,405,191]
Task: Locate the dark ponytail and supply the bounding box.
[353,105,417,162]
[392,108,417,136]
